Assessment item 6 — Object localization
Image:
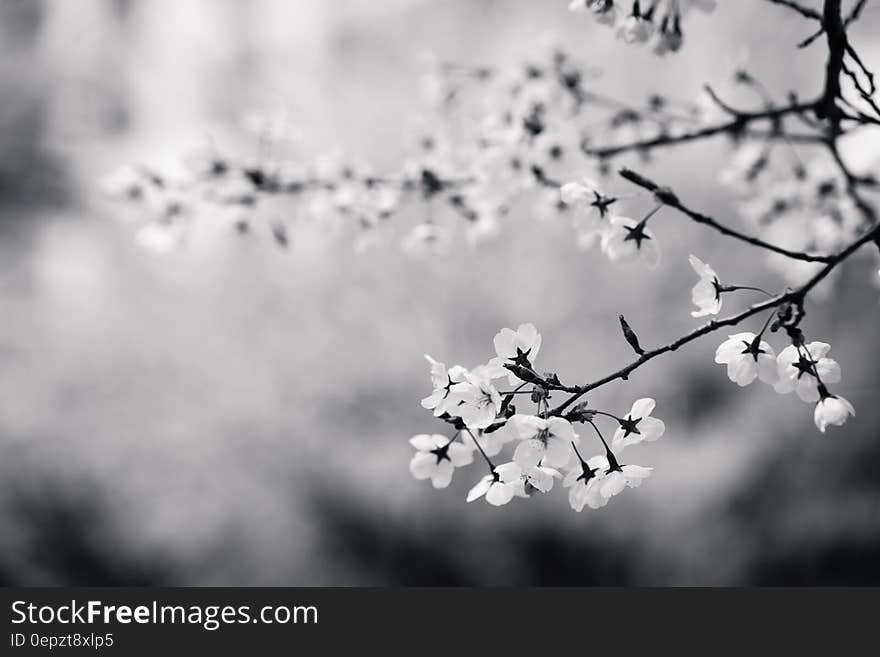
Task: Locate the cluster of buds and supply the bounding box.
[568,0,717,54]
[411,324,665,511]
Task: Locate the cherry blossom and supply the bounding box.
[466,462,523,506]
[511,415,579,469]
[420,355,467,417]
[689,254,723,317]
[569,1,618,26]
[409,434,474,488]
[102,1,875,521]
[611,398,665,450]
[569,0,715,48]
[774,342,842,403]
[563,455,608,511]
[601,216,660,267]
[449,369,503,429]
[652,15,683,55]
[617,12,655,44]
[813,389,856,433]
[471,422,518,457]
[493,323,542,364]
[591,454,653,500]
[714,332,778,387]
[512,465,562,498]
[560,178,615,248]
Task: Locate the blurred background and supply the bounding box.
[1,0,879,586]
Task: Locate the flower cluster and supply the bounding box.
[715,331,854,432]
[410,324,665,511]
[568,0,717,54]
[103,42,701,259]
[560,178,662,267]
[102,0,875,519]
[685,254,856,433]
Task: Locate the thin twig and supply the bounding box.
[764,0,822,20]
[548,221,880,417]
[585,100,814,159]
[618,168,835,263]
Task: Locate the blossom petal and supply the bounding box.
[466,476,492,502]
[639,416,665,442]
[447,443,473,467]
[757,353,779,384]
[629,398,656,419]
[548,416,578,443]
[485,482,515,506]
[513,439,544,469]
[543,437,573,468]
[430,460,455,489]
[409,452,436,481]
[728,356,757,386]
[409,434,444,451]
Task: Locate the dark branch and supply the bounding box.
[549,220,880,417]
[618,168,835,263]
[585,100,814,159]
[764,0,822,20]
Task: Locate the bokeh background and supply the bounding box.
[1,0,879,586]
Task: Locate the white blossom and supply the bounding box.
[510,415,579,469]
[491,323,543,386]
[774,342,841,403]
[409,434,474,488]
[471,422,518,457]
[601,216,660,268]
[493,323,542,363]
[560,178,614,248]
[714,332,779,386]
[568,1,618,27]
[511,464,562,498]
[617,13,655,44]
[420,355,467,417]
[689,254,722,317]
[466,462,523,506]
[592,454,653,500]
[612,398,666,450]
[813,392,855,433]
[449,369,503,429]
[563,455,608,511]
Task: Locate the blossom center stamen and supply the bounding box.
[618,415,642,438]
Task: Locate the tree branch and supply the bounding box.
[764,0,822,20]
[549,220,880,416]
[816,0,847,125]
[618,167,835,263]
[585,100,814,159]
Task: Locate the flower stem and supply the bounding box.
[465,428,495,472]
[724,285,773,297]
[587,420,613,455]
[756,309,777,339]
[591,409,624,423]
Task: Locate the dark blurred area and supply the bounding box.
[0,0,879,586]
